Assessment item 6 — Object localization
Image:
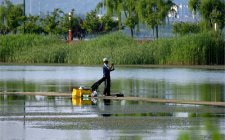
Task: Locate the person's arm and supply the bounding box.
[110,63,115,71]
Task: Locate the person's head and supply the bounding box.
[103,58,108,64]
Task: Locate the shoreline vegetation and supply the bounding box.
[0,63,224,70]
[0,32,224,66]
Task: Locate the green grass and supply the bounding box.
[0,32,224,65]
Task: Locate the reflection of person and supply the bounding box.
[91,58,115,96]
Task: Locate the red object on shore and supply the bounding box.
[68,29,72,43]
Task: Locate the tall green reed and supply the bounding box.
[0,32,224,65]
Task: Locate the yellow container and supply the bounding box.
[72,87,92,98]
[72,97,92,106]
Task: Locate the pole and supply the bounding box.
[23,0,25,33]
[68,29,72,42]
[68,12,72,43]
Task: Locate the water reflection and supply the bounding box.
[0,65,225,102]
[72,97,92,106]
[1,93,225,139]
[0,65,225,139]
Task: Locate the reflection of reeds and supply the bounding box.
[178,120,223,140]
[0,32,224,65]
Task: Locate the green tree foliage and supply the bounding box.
[6,4,23,33]
[82,10,118,34]
[0,0,118,37]
[123,0,139,38]
[18,15,43,34]
[58,11,87,40]
[96,0,123,30]
[58,12,77,34]
[100,15,119,32]
[82,10,100,34]
[173,22,200,35]
[0,0,11,26]
[0,3,8,34]
[97,0,139,37]
[97,0,173,38]
[0,0,23,34]
[188,0,225,31]
[41,8,63,34]
[188,0,200,16]
[138,0,173,38]
[57,13,69,35]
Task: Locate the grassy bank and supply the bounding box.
[0,32,224,65]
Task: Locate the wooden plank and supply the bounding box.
[99,96,225,107]
[0,92,70,97]
[1,92,225,106]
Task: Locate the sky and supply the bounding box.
[0,0,101,16]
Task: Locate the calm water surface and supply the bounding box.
[0,65,225,140]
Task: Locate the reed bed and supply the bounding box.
[0,32,224,65]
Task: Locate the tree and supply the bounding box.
[41,8,63,34]
[99,0,139,37]
[0,5,8,34]
[82,10,119,35]
[0,0,12,25]
[137,0,173,39]
[0,2,7,26]
[0,23,9,34]
[96,0,123,30]
[188,0,225,31]
[58,11,86,40]
[100,15,119,32]
[96,0,137,37]
[58,12,74,38]
[0,0,23,34]
[18,15,43,34]
[82,10,101,34]
[6,5,23,33]
[97,0,173,38]
[188,0,200,17]
[123,0,139,37]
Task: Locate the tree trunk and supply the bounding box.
[118,12,122,30]
[118,20,121,30]
[156,25,159,39]
[130,28,134,38]
[152,27,154,38]
[167,16,170,24]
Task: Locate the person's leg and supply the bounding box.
[106,78,111,96]
[91,77,106,91]
[103,80,107,95]
[98,77,106,84]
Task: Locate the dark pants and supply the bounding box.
[91,76,111,96]
[103,78,111,96]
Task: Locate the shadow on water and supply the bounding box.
[101,99,111,117]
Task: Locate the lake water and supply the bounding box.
[0,65,225,140]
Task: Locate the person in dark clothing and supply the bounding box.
[102,58,114,96]
[91,58,114,96]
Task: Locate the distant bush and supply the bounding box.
[173,22,200,35]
